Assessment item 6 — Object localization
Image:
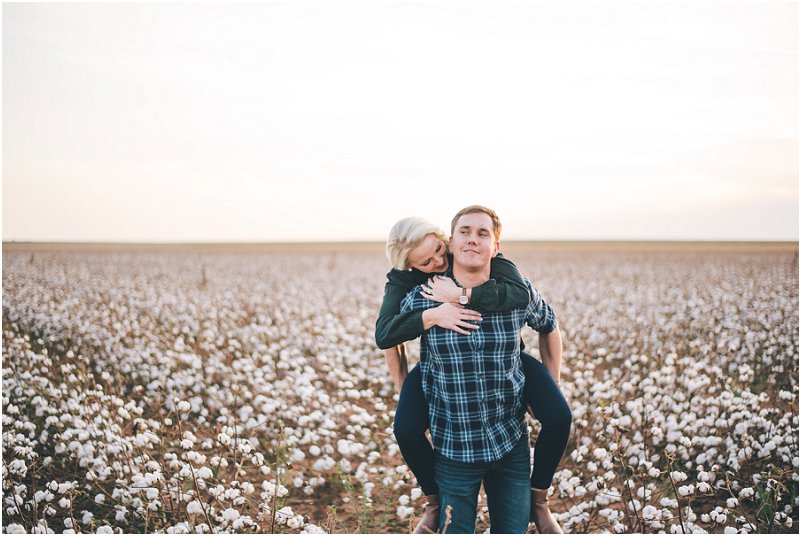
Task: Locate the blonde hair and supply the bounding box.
[386,217,448,271]
[450,205,502,241]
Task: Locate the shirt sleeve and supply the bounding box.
[470,253,531,311]
[400,285,438,315]
[374,270,432,350]
[525,282,558,334]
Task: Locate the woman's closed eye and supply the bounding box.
[422,244,443,266]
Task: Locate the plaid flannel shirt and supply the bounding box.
[400,274,557,463]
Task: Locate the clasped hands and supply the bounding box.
[420,275,482,335]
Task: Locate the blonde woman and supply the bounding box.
[376,217,572,534]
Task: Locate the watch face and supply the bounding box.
[459,295,469,305]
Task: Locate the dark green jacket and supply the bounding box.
[374,253,530,350]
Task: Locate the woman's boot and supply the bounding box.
[412,495,440,534]
[530,488,563,534]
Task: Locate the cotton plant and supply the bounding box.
[3,247,798,533]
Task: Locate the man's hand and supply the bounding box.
[421,275,462,303]
[422,302,482,335]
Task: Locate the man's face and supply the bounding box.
[448,212,500,270]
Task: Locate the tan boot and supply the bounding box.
[530,488,563,534]
[412,495,440,534]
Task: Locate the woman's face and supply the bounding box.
[407,234,449,273]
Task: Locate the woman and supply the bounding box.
[375,217,572,534]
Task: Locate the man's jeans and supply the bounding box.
[435,434,531,534]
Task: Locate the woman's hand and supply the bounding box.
[421,275,462,303]
[423,302,482,335]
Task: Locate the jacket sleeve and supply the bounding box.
[375,270,428,350]
[470,253,532,311]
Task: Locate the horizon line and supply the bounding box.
[3,239,799,245]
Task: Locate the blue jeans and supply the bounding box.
[435,433,531,534]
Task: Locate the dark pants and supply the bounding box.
[436,434,531,534]
[393,351,572,496]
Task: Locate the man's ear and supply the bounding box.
[448,238,454,254]
[491,240,501,258]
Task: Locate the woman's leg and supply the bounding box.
[521,351,572,490]
[394,364,438,496]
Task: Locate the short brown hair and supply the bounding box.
[450,205,502,241]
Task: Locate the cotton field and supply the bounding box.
[2,243,798,534]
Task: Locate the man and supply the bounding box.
[400,205,563,534]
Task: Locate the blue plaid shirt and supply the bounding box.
[400,275,557,463]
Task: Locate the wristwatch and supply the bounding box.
[459,287,469,305]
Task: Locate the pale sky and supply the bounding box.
[3,1,798,242]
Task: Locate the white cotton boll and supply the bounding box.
[648,467,661,478]
[726,498,738,508]
[288,515,304,529]
[399,494,410,506]
[96,526,114,534]
[642,505,658,520]
[697,482,712,493]
[293,477,304,488]
[739,487,755,499]
[95,494,105,504]
[115,509,127,522]
[82,511,94,524]
[146,488,159,500]
[723,527,738,534]
[670,471,687,482]
[197,467,213,480]
[5,524,25,534]
[300,524,326,534]
[397,505,414,519]
[411,488,423,501]
[177,401,191,413]
[187,501,204,515]
[59,497,71,509]
[309,445,322,457]
[222,508,240,522]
